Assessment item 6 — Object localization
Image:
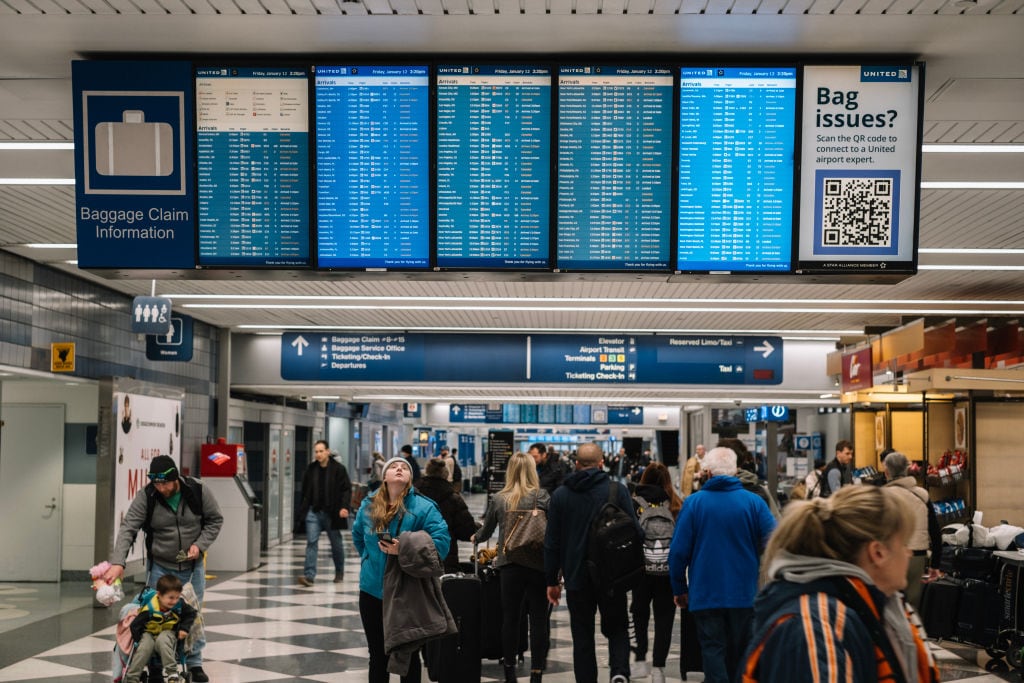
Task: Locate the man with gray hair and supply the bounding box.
[883,450,943,609]
[668,446,776,683]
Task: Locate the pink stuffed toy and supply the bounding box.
[89,561,124,607]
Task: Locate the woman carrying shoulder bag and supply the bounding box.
[474,452,551,683]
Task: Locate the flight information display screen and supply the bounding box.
[436,65,552,269]
[195,67,310,267]
[556,66,674,271]
[677,67,797,272]
[314,65,430,269]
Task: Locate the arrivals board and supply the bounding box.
[314,65,430,269]
[556,66,674,271]
[676,67,796,272]
[196,67,310,267]
[435,65,552,269]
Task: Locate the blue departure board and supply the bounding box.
[436,65,552,269]
[556,66,674,271]
[677,67,797,272]
[196,67,310,267]
[314,66,430,269]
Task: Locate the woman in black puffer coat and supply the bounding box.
[415,458,479,572]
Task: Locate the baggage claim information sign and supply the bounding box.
[797,64,923,275]
[281,333,783,385]
[73,61,196,269]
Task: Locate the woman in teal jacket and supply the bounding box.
[353,456,450,683]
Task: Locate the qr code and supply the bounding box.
[820,176,894,247]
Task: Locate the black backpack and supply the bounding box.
[586,481,644,592]
[140,476,204,567]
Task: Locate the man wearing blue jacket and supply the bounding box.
[668,446,776,683]
[545,442,637,683]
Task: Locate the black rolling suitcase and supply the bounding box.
[956,578,1003,647]
[679,606,703,678]
[425,570,483,683]
[919,577,963,639]
[478,557,505,661]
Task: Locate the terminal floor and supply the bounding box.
[0,491,1018,683]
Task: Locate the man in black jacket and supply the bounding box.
[529,441,565,495]
[298,440,351,586]
[820,439,854,498]
[545,442,637,683]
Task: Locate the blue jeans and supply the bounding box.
[304,509,345,579]
[692,607,753,683]
[147,560,206,668]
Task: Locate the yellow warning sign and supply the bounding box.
[51,342,75,373]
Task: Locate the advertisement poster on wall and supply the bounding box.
[797,64,923,275]
[112,391,182,565]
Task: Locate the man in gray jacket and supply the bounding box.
[103,455,223,682]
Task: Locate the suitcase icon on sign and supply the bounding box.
[94,110,173,177]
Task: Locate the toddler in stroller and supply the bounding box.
[114,575,199,683]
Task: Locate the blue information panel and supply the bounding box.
[72,60,196,269]
[556,66,674,271]
[436,65,552,269]
[282,332,782,384]
[314,66,430,269]
[677,67,796,273]
[196,67,310,267]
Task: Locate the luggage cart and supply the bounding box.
[987,550,1024,677]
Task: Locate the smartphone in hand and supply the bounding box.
[377,532,393,543]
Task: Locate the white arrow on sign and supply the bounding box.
[452,405,461,415]
[631,407,642,415]
[291,335,309,356]
[754,340,775,358]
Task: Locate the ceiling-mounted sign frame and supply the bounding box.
[795,62,924,276]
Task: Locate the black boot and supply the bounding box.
[530,671,543,683]
[504,664,517,682]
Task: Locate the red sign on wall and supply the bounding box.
[841,348,873,393]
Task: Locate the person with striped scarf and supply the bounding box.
[740,485,939,683]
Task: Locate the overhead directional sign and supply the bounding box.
[608,406,644,424]
[281,333,783,384]
[145,314,193,362]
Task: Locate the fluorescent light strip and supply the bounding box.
[920,248,1024,255]
[919,265,1024,272]
[0,178,75,185]
[921,181,1024,190]
[235,324,855,338]
[171,293,1024,305]
[26,243,77,249]
[922,144,1024,153]
[192,303,1024,315]
[350,395,836,405]
[0,142,74,150]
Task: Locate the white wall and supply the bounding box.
[62,484,96,571]
[1,380,98,421]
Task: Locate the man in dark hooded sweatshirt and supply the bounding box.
[544,442,637,683]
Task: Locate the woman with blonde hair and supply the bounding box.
[474,451,551,683]
[353,457,450,683]
[740,485,939,683]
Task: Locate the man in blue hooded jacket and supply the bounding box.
[545,442,638,683]
[668,446,776,683]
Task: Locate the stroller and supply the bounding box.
[112,584,203,683]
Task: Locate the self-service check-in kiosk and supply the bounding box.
[201,439,261,571]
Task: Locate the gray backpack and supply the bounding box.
[635,495,675,576]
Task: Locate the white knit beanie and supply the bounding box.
[383,456,411,475]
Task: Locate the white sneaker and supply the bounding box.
[631,660,651,679]
[611,676,629,683]
[651,667,665,683]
